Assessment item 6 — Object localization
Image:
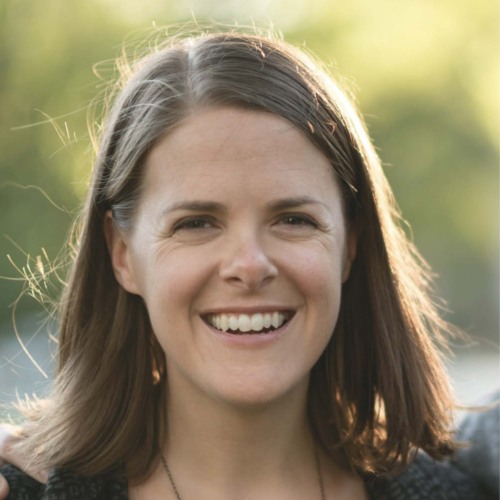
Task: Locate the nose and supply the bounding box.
[219,233,278,290]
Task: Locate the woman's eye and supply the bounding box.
[174,218,214,231]
[279,215,317,227]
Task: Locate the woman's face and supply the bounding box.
[108,107,356,409]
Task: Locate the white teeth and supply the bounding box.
[263,313,272,328]
[207,312,288,333]
[229,315,238,331]
[271,312,281,328]
[220,315,229,332]
[239,315,252,332]
[251,313,264,331]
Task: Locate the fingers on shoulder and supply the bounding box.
[0,425,23,466]
[0,473,10,498]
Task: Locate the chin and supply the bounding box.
[207,374,309,412]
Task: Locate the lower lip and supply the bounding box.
[203,317,292,348]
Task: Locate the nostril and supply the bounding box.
[219,247,278,289]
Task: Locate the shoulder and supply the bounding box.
[1,465,43,499]
[453,396,499,498]
[1,464,128,500]
[364,452,489,500]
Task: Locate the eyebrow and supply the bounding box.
[266,196,329,211]
[160,196,327,216]
[161,200,227,216]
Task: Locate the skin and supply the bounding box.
[0,425,16,498]
[0,473,7,498]
[108,107,362,498]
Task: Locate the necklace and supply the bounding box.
[161,445,326,500]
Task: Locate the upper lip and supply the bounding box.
[200,306,296,315]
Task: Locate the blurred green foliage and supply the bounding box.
[0,0,498,341]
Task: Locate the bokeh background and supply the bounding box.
[1,0,498,419]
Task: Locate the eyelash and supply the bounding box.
[171,213,319,233]
[173,217,216,232]
[277,214,318,228]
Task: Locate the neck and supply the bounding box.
[162,372,319,498]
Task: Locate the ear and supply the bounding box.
[103,211,141,295]
[341,227,358,283]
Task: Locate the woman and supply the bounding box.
[0,29,487,498]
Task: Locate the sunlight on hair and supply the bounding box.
[0,239,64,382]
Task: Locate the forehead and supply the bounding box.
[142,107,342,202]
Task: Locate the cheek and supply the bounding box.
[286,241,344,292]
[284,242,345,327]
[136,248,213,332]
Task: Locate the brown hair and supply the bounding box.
[20,28,455,480]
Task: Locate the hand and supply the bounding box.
[0,475,8,499]
[0,424,21,499]
[0,424,48,498]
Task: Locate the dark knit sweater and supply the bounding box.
[1,452,489,499]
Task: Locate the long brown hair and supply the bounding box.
[19,27,455,480]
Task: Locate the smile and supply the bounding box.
[205,311,293,334]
